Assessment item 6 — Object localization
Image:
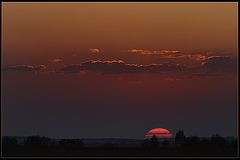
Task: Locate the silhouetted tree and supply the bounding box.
[102,143,119,148]
[59,139,84,148]
[24,135,53,147]
[150,135,159,148]
[210,134,227,148]
[142,139,151,148]
[229,138,237,148]
[175,130,186,147]
[3,137,18,148]
[161,140,170,148]
[24,135,41,146]
[185,136,200,148]
[199,138,211,148]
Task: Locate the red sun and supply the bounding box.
[145,128,173,139]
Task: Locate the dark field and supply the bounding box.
[3,146,237,157]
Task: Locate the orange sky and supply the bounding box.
[2,2,238,65]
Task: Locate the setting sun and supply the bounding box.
[145,128,173,139]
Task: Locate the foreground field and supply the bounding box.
[3,146,237,157]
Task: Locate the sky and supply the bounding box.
[2,2,238,139]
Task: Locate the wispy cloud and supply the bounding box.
[89,48,100,54]
[127,49,207,62]
[51,58,63,64]
[4,65,47,72]
[161,53,206,61]
[127,49,180,55]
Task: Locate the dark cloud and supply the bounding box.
[201,56,237,72]
[5,65,47,72]
[61,64,82,73]
[61,60,185,74]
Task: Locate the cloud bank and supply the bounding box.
[61,60,185,74]
[4,54,237,75]
[201,56,237,71]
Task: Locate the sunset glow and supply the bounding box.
[2,2,237,140]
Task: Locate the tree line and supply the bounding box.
[3,130,237,149]
[2,131,238,157]
[143,130,237,149]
